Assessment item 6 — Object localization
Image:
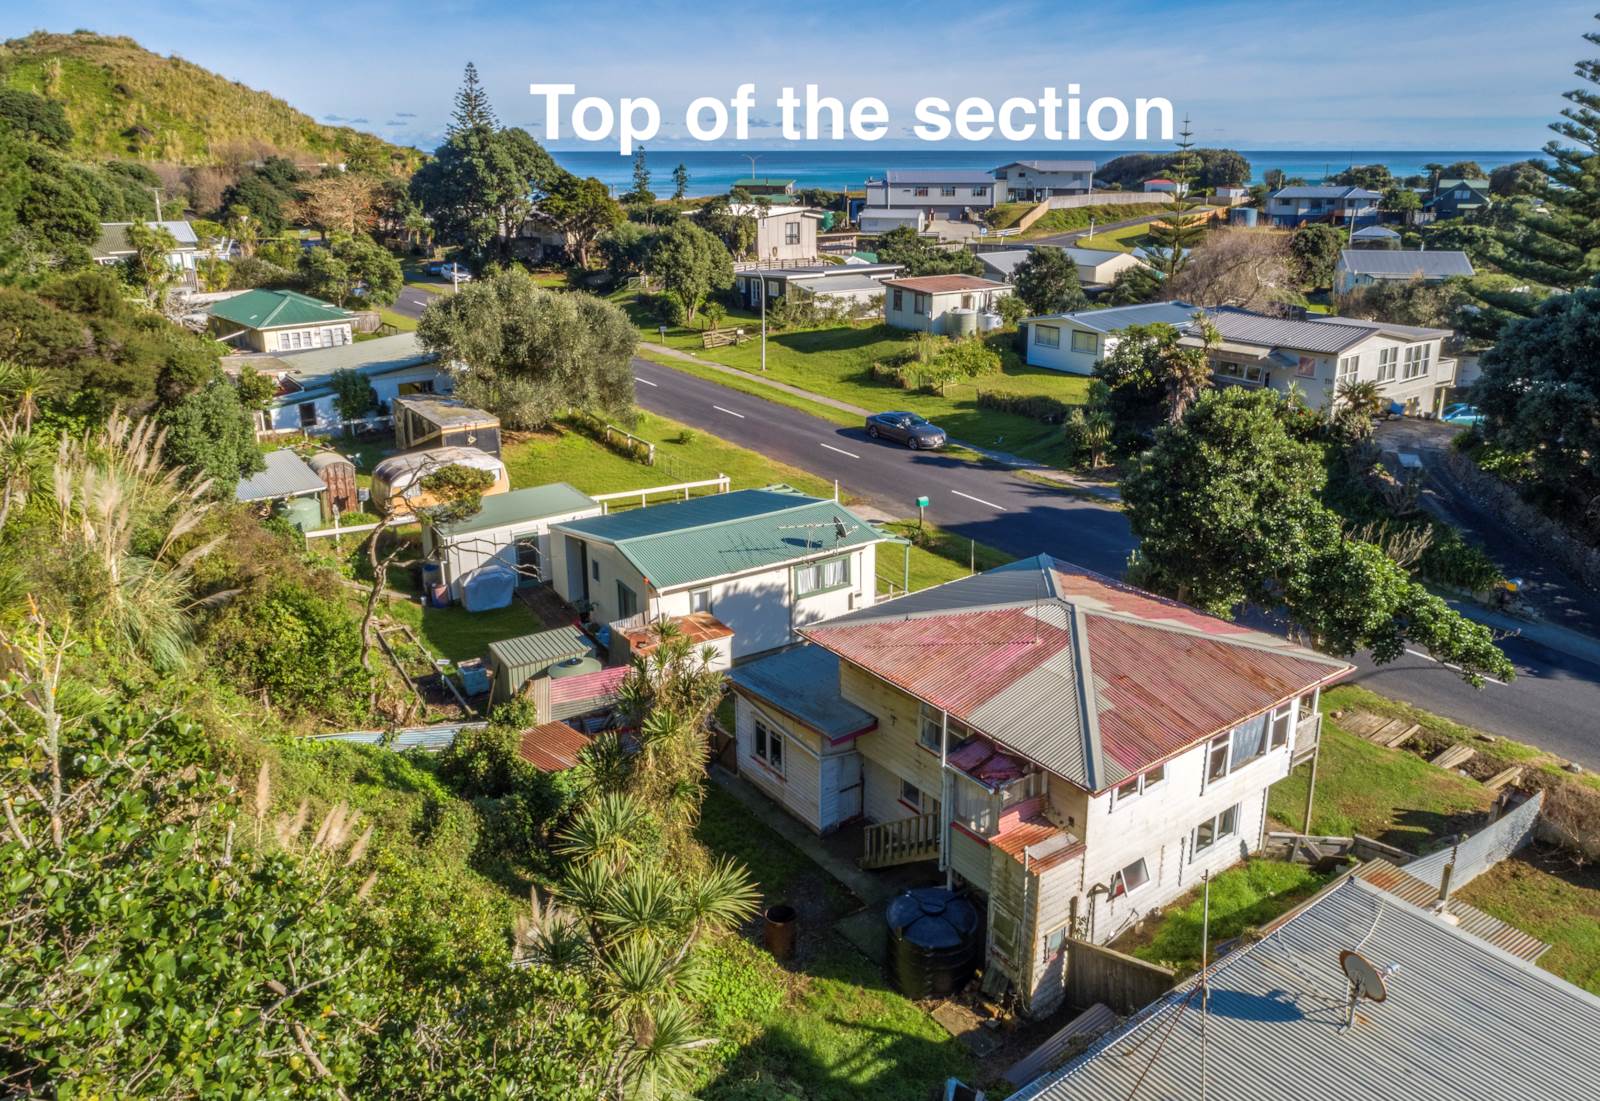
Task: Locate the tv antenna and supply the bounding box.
[1337,949,1395,1033]
[777,514,857,550]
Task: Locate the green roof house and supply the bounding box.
[208,289,356,354]
[422,483,603,604]
[549,486,892,658]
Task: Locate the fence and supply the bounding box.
[1064,940,1175,1016]
[1407,790,1544,889]
[591,474,731,513]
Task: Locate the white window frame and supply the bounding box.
[1268,701,1296,750]
[1337,355,1360,384]
[913,292,930,316]
[940,185,957,197]
[1109,857,1150,899]
[1034,324,1061,349]
[794,554,851,598]
[1402,343,1431,380]
[689,587,712,614]
[1110,763,1166,809]
[1377,346,1398,382]
[784,221,801,245]
[1191,804,1240,861]
[1070,330,1098,354]
[752,717,785,776]
[1207,713,1270,788]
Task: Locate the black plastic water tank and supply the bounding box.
[885,886,982,998]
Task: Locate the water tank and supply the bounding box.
[945,308,978,338]
[978,311,1003,333]
[272,496,323,534]
[886,887,982,998]
[547,655,603,680]
[1230,206,1259,227]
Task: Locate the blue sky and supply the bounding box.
[2,0,1590,152]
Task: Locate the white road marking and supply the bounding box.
[634,376,659,387]
[1404,647,1507,686]
[712,405,745,419]
[819,442,859,459]
[951,489,1006,511]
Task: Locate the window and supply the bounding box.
[615,581,638,620]
[1111,764,1165,808]
[1268,701,1296,749]
[913,186,929,197]
[971,186,988,197]
[1208,714,1270,784]
[900,778,923,810]
[1044,924,1068,957]
[940,185,957,197]
[1109,857,1150,898]
[1192,804,1240,860]
[1206,733,1231,783]
[1377,346,1398,382]
[1295,355,1317,378]
[1035,324,1061,349]
[919,704,944,751]
[1071,330,1098,354]
[591,560,600,582]
[690,587,712,614]
[752,718,784,775]
[913,293,930,315]
[1337,355,1360,384]
[892,288,904,311]
[297,402,318,428]
[1402,344,1431,379]
[784,221,801,245]
[794,554,850,597]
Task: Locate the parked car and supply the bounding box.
[865,411,947,450]
[438,263,473,282]
[426,260,446,275]
[1440,403,1484,426]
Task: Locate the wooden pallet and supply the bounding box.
[1431,744,1477,770]
[1347,713,1421,749]
[1485,766,1524,791]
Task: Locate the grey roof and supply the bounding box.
[1338,249,1475,278]
[487,626,592,676]
[728,645,877,741]
[1026,301,1200,331]
[1013,875,1600,1101]
[432,483,598,540]
[857,208,926,222]
[976,250,1032,277]
[1199,307,1376,354]
[1350,225,1401,240]
[273,333,438,400]
[92,220,200,259]
[235,449,326,503]
[994,160,1096,173]
[876,170,996,185]
[1270,185,1382,200]
[790,272,892,294]
[745,262,903,281]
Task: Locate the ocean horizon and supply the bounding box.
[547,148,1541,198]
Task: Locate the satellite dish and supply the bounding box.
[1340,949,1389,1003]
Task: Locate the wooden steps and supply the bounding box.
[1343,711,1421,749]
[1431,744,1477,770]
[1485,765,1524,791]
[861,811,941,869]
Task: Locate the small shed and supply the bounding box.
[613,613,735,670]
[307,450,359,517]
[393,396,502,456]
[488,626,595,705]
[424,482,601,602]
[369,446,510,515]
[516,721,594,772]
[235,450,327,506]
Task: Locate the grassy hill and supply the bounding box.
[0,30,422,170]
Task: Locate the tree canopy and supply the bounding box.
[1012,246,1087,315]
[1094,147,1250,190]
[647,220,733,320]
[873,226,982,276]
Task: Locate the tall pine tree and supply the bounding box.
[626,147,655,205]
[448,62,497,135]
[672,162,689,201]
[1498,13,1600,289]
[1145,116,1208,279]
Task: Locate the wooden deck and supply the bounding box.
[861,811,941,869]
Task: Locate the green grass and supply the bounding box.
[1458,854,1600,994]
[1015,203,1169,241]
[1076,220,1160,253]
[1118,860,1334,976]
[378,308,418,332]
[1267,687,1493,852]
[876,520,1014,594]
[387,599,553,665]
[984,202,1036,230]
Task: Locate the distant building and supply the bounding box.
[1265,185,1381,227]
[1142,177,1188,196]
[93,221,203,286]
[1424,177,1492,220]
[993,160,1095,202]
[857,208,927,234]
[728,203,824,263]
[1335,248,1475,293]
[248,332,451,435]
[882,275,1011,334]
[976,246,1145,289]
[864,170,997,220]
[732,262,904,311]
[732,176,797,197]
[1349,225,1403,250]
[207,289,354,353]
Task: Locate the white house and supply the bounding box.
[1335,249,1475,293]
[423,482,602,603]
[992,160,1095,202]
[733,262,904,310]
[729,204,825,263]
[549,487,890,659]
[766,556,1352,1017]
[978,247,1146,289]
[1025,302,1458,415]
[208,289,354,353]
[251,332,453,434]
[92,221,203,285]
[1142,177,1188,196]
[882,275,1012,334]
[857,208,927,235]
[864,170,997,220]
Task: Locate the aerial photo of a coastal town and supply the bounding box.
[3,1,1600,1097]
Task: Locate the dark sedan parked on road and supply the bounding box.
[865,411,947,450]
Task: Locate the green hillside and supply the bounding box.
[0,30,422,170]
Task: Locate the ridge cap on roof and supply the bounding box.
[608,490,836,546]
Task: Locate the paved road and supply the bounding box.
[1027,210,1167,249]
[633,356,1600,769]
[393,283,440,320]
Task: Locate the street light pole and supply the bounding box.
[744,153,760,188]
[759,276,767,373]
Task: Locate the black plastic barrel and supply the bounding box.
[885,886,982,998]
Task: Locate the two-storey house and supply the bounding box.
[728,204,825,263]
[1423,177,1491,220]
[732,557,1349,1016]
[864,170,998,221]
[1265,185,1381,228]
[993,160,1095,202]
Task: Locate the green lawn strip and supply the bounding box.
[1115,860,1335,977]
[692,786,978,1100]
[379,307,418,332]
[1014,203,1169,242]
[1075,220,1159,253]
[875,519,1014,594]
[1457,854,1600,994]
[1316,684,1545,761]
[1267,689,1493,851]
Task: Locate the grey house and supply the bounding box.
[993,160,1095,202]
[1335,249,1475,292]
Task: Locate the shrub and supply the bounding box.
[1419,528,1503,592]
[977,390,1072,424]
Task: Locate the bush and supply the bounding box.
[1419,528,1504,592]
[977,390,1072,424]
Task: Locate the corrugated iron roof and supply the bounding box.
[802,555,1349,791]
[1013,875,1600,1101]
[729,644,878,742]
[487,627,592,674]
[1354,859,1548,962]
[547,665,629,718]
[235,449,327,502]
[516,721,592,772]
[433,483,597,539]
[1339,248,1476,278]
[882,275,1007,294]
[208,289,352,330]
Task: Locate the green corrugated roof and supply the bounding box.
[433,483,598,540]
[555,487,887,590]
[487,626,592,676]
[208,289,353,330]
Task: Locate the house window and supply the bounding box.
[794,554,850,597]
[913,187,929,197]
[1337,355,1360,384]
[690,587,712,614]
[900,778,923,811]
[297,402,318,428]
[1111,764,1164,808]
[913,293,930,316]
[941,185,957,197]
[1402,344,1431,379]
[753,718,784,775]
[1109,857,1150,898]
[1206,733,1231,783]
[1268,702,1296,749]
[615,581,639,620]
[1296,356,1317,378]
[1192,804,1240,860]
[784,222,801,245]
[892,288,904,311]
[1035,324,1061,349]
[919,704,944,751]
[1377,347,1398,382]
[971,186,988,197]
[591,560,600,582]
[1070,330,1097,354]
[1044,923,1068,957]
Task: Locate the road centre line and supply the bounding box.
[1404,648,1507,686]
[712,405,745,418]
[819,442,859,459]
[634,376,658,387]
[951,489,1005,511]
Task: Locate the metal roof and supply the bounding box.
[1270,185,1382,199]
[1026,301,1200,331]
[882,275,1007,294]
[392,395,498,428]
[433,483,597,539]
[802,556,1348,791]
[728,644,878,741]
[1353,859,1548,962]
[1350,225,1402,239]
[1338,249,1476,278]
[1013,875,1600,1101]
[857,208,925,222]
[789,272,895,294]
[1199,306,1375,355]
[994,160,1096,173]
[516,721,592,772]
[554,488,888,590]
[208,289,353,330]
[234,449,327,502]
[876,169,997,185]
[92,220,200,258]
[274,332,437,394]
[977,250,1032,277]
[486,627,593,676]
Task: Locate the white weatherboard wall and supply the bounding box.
[1026,322,1117,375]
[432,504,602,602]
[732,693,863,834]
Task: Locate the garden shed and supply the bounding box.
[424,482,601,603]
[307,450,359,517]
[369,447,509,515]
[488,626,596,705]
[393,396,502,456]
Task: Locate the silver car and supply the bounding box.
[866,411,947,450]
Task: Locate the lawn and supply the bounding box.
[379,307,418,332]
[1015,203,1168,241]
[1076,220,1159,253]
[1115,859,1334,976]
[1267,687,1493,852]
[1458,852,1600,994]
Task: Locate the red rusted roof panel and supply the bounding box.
[517,721,592,772]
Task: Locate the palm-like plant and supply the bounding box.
[613,999,717,1101]
[555,791,652,870]
[599,869,681,944]
[0,362,58,431]
[0,417,48,532]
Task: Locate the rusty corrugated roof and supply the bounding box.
[803,555,1350,792]
[1354,859,1549,962]
[516,721,592,772]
